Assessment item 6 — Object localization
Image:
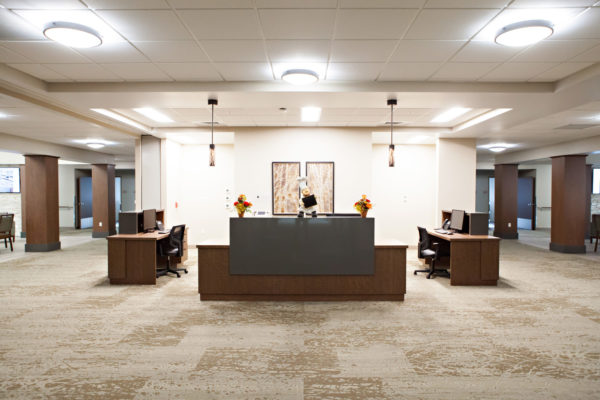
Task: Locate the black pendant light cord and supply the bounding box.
[390,102,394,145]
[211,103,214,145]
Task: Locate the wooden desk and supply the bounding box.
[107,232,169,284]
[427,230,500,286]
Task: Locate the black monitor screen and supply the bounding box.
[450,209,465,231]
[143,209,157,232]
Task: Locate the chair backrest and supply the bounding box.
[593,214,600,229]
[417,226,430,259]
[169,224,186,256]
[0,214,13,233]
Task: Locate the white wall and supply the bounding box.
[58,164,76,227]
[372,144,436,245]
[140,135,161,210]
[519,164,552,229]
[436,138,477,220]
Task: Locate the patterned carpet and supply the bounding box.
[0,238,599,399]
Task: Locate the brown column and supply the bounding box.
[92,164,116,238]
[25,155,60,252]
[494,164,518,239]
[585,164,592,240]
[550,155,587,253]
[19,165,26,238]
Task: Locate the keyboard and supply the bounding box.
[434,229,453,235]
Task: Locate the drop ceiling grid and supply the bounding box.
[0,2,598,83]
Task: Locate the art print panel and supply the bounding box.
[272,162,300,215]
[306,162,334,214]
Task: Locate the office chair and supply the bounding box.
[414,226,449,279]
[0,214,14,252]
[156,224,187,278]
[592,214,600,253]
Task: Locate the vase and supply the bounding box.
[360,210,368,218]
[238,210,245,218]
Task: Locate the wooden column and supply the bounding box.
[585,164,592,240]
[550,155,587,253]
[24,155,60,252]
[19,165,26,238]
[92,164,116,238]
[493,164,518,239]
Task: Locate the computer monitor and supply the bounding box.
[143,209,157,232]
[450,209,465,232]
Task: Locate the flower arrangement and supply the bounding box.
[354,194,372,217]
[234,194,252,217]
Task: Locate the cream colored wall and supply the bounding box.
[58,165,76,228]
[436,138,477,220]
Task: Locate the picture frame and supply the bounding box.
[272,162,301,215]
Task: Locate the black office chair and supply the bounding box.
[157,224,187,278]
[414,226,450,279]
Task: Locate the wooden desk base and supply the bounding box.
[197,245,407,301]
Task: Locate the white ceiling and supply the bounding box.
[0,0,599,159]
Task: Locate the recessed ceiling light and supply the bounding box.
[86,142,105,149]
[133,107,173,123]
[454,108,512,132]
[0,112,9,118]
[431,107,472,123]
[495,20,553,47]
[282,69,319,85]
[479,143,515,153]
[91,108,150,132]
[43,21,102,48]
[301,106,321,122]
[488,146,507,153]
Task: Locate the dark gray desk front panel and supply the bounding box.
[230,218,374,275]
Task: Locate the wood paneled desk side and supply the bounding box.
[196,244,407,301]
[427,230,500,286]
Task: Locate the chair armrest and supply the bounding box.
[431,242,439,251]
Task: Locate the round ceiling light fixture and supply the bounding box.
[488,146,508,153]
[495,20,553,47]
[86,142,105,149]
[43,21,102,48]
[281,69,319,85]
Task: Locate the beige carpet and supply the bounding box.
[0,238,599,399]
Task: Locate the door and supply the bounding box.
[488,177,495,224]
[77,176,93,229]
[517,177,536,230]
[115,176,122,223]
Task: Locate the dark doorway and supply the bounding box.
[76,176,93,229]
[518,176,536,230]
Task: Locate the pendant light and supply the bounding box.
[208,98,217,167]
[388,98,397,167]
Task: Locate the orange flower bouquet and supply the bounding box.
[234,194,252,217]
[354,195,372,218]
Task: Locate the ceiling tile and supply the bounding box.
[7,63,70,81]
[425,0,509,7]
[75,42,147,63]
[379,62,442,81]
[0,45,32,63]
[84,0,170,9]
[570,44,600,62]
[214,63,274,81]
[330,40,397,62]
[133,41,208,62]
[256,0,337,7]
[179,10,262,40]
[549,8,600,40]
[43,63,122,81]
[335,9,418,39]
[201,40,266,62]
[169,0,253,7]
[2,41,90,63]
[340,0,425,7]
[0,0,86,8]
[452,41,521,62]
[529,62,593,82]
[390,40,465,62]
[266,40,330,62]
[509,0,596,7]
[0,10,45,40]
[512,40,599,62]
[156,63,223,81]
[326,63,384,80]
[479,62,556,81]
[259,9,336,39]
[405,9,500,40]
[96,10,192,41]
[101,63,173,81]
[430,62,498,81]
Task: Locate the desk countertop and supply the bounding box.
[107,232,169,240]
[196,239,408,248]
[427,230,500,241]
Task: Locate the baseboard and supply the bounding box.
[199,294,405,301]
[549,242,586,254]
[92,231,114,238]
[493,231,518,239]
[25,242,61,252]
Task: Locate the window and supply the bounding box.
[593,168,600,194]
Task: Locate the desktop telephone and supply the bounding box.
[156,221,165,231]
[442,219,451,230]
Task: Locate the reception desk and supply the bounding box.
[197,217,407,301]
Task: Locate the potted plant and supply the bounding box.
[234,194,252,218]
[354,195,372,218]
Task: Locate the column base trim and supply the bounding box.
[25,242,61,252]
[493,231,518,239]
[549,242,586,254]
[92,231,114,238]
[20,232,26,238]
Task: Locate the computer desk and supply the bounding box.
[107,231,169,284]
[427,230,500,286]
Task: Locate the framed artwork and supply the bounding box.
[272,162,301,215]
[306,161,334,214]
